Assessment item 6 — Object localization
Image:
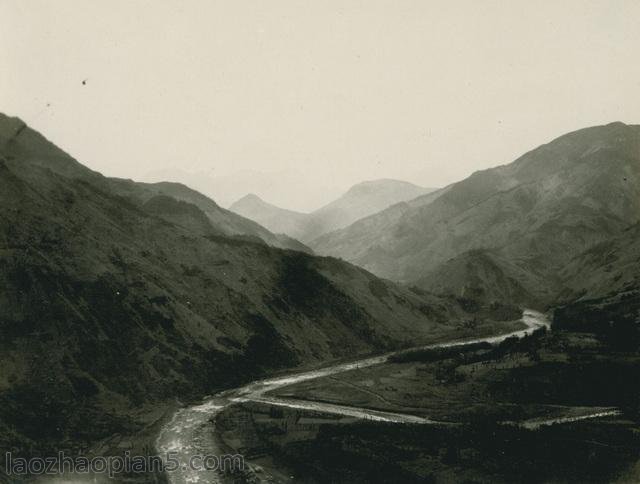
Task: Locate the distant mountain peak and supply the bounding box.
[230,177,436,243]
[605,121,628,127]
[230,193,295,213]
[234,193,266,204]
[352,178,417,186]
[344,178,428,195]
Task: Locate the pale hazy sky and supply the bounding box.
[2,1,640,211]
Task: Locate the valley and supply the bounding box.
[156,311,549,483]
[224,312,640,483]
[0,113,508,481]
[0,115,638,483]
[3,4,640,483]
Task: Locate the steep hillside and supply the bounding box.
[559,223,640,301]
[102,178,311,252]
[0,113,466,456]
[416,249,546,307]
[313,123,640,306]
[138,181,311,252]
[231,179,435,243]
[0,115,308,254]
[552,223,640,339]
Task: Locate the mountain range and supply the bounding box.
[142,167,347,213]
[2,112,639,468]
[312,122,640,309]
[0,113,467,455]
[230,179,434,243]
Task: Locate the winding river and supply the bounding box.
[156,310,611,483]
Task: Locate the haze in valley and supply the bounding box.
[4,2,640,483]
[2,0,640,210]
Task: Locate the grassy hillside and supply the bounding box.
[313,123,640,308]
[0,113,467,458]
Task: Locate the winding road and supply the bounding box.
[156,310,567,483]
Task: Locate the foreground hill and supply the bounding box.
[0,113,468,456]
[230,179,435,243]
[553,222,640,341]
[313,122,640,307]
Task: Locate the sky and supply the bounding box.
[2,0,640,211]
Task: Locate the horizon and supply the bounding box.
[1,108,636,213]
[2,1,640,210]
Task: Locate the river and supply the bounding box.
[156,310,575,483]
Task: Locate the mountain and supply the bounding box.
[559,223,640,302]
[137,181,311,253]
[230,179,435,243]
[0,113,467,456]
[417,249,546,307]
[306,179,437,241]
[230,193,309,239]
[552,222,640,340]
[312,122,640,307]
[85,174,311,253]
[143,167,346,212]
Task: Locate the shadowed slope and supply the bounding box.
[0,113,465,456]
